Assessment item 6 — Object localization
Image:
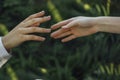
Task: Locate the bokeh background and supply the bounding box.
[0,0,120,80]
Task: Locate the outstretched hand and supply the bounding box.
[2,11,51,50]
[51,17,98,42]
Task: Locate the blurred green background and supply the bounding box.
[0,0,120,80]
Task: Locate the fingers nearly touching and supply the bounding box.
[51,20,79,42]
[51,20,77,37]
[51,20,77,38]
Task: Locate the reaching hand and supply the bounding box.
[2,11,51,50]
[51,17,98,42]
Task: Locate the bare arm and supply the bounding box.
[51,17,120,42]
[95,17,120,34]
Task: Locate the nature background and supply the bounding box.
[0,0,120,80]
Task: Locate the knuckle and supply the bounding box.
[17,28,23,33]
[40,28,45,32]
[19,35,25,41]
[20,22,25,25]
[30,18,38,23]
[31,19,36,23]
[19,23,26,27]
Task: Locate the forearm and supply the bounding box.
[95,17,120,34]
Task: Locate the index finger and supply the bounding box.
[62,20,78,29]
[23,11,45,22]
[51,19,72,30]
[20,16,51,27]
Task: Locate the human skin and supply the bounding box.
[2,11,51,51]
[51,17,120,42]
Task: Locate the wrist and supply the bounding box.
[94,17,109,32]
[2,37,11,52]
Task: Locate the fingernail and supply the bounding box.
[61,40,65,43]
[46,16,51,19]
[41,10,45,13]
[41,38,45,41]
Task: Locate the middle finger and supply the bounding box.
[20,16,51,27]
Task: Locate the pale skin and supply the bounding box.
[2,11,51,51]
[51,17,120,42]
[2,15,120,50]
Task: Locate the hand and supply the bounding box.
[51,17,98,42]
[2,11,51,50]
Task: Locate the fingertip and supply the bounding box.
[51,20,70,30]
[37,11,45,17]
[51,25,55,30]
[50,33,54,37]
[51,24,58,30]
[61,39,66,43]
[54,36,60,39]
[48,15,51,18]
[41,37,46,41]
[48,16,51,20]
[50,33,57,38]
[40,10,45,14]
[41,10,45,13]
[44,16,51,20]
[47,15,51,18]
